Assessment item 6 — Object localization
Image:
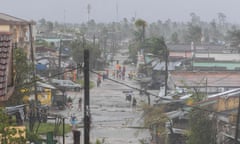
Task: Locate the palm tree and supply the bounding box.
[135,19,147,43]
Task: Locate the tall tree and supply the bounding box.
[46,21,54,32]
[144,37,168,58]
[187,109,217,144]
[170,32,179,44]
[135,19,147,43]
[142,104,168,144]
[189,12,201,26]
[71,35,101,69]
[227,29,240,52]
[186,24,202,44]
[8,48,33,105]
[218,12,226,27]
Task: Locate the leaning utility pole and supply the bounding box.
[84,49,90,144]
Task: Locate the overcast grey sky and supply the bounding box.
[1,0,240,24]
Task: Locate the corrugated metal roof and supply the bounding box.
[153,61,181,71]
[170,71,240,87]
[37,81,56,89]
[0,13,30,25]
[193,62,240,70]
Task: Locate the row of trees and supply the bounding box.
[70,34,102,70]
[35,13,240,144]
[130,19,217,144]
[37,12,240,46]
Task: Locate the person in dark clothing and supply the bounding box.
[78,98,82,111]
[132,97,137,109]
[122,66,126,80]
[97,73,101,87]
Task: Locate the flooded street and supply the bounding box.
[90,77,151,144]
[52,52,152,144]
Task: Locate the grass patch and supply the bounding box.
[34,123,72,136]
[77,79,95,89]
[38,123,72,135]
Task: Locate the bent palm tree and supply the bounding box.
[135,19,147,43]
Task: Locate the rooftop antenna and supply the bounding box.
[87,4,91,22]
[116,1,119,22]
[64,9,66,33]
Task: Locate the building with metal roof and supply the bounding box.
[0,13,35,101]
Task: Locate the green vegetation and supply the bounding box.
[71,35,101,69]
[90,138,105,144]
[0,108,27,144]
[8,48,33,106]
[25,122,72,143]
[141,103,168,144]
[0,107,71,142]
[36,123,72,136]
[187,109,217,144]
[135,19,147,43]
[78,79,95,88]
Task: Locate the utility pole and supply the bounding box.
[29,23,38,102]
[235,95,240,144]
[87,4,91,22]
[164,48,168,96]
[58,39,62,79]
[84,49,90,144]
[29,23,38,132]
[116,1,119,22]
[205,78,208,98]
[62,118,65,144]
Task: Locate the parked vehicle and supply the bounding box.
[51,79,82,91]
[148,80,164,90]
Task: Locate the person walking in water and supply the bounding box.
[132,97,137,110]
[122,65,126,80]
[78,97,82,111]
[70,114,77,132]
[97,73,101,87]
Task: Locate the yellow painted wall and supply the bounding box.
[0,126,26,143]
[21,88,52,106]
[7,126,26,138]
[37,88,52,105]
[0,25,10,32]
[217,97,239,112]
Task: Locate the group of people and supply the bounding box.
[68,97,82,133]
[128,71,136,80]
[97,69,109,87]
[114,63,126,80]
[125,93,137,109]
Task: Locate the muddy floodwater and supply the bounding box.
[53,53,152,144]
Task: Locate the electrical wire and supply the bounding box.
[90,70,238,118]
[14,64,82,90]
[89,70,240,143]
[12,63,238,125]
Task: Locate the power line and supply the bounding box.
[90,70,238,118]
[14,65,82,90]
[12,64,238,123]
